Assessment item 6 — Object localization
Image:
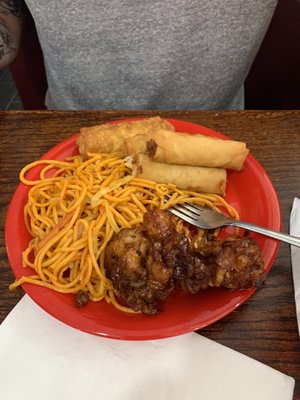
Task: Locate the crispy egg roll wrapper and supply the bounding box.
[135,154,227,195]
[124,134,148,156]
[146,129,249,171]
[77,117,175,158]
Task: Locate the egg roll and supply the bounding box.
[77,117,175,158]
[134,154,227,195]
[124,134,148,157]
[147,130,248,171]
[126,129,248,171]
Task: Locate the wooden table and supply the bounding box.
[1,110,300,398]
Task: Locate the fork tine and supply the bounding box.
[164,194,211,228]
[167,207,201,227]
[164,194,204,217]
[179,202,205,215]
[164,196,199,223]
[170,202,201,219]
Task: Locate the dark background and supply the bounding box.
[9,1,300,110]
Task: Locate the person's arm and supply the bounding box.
[0,0,22,69]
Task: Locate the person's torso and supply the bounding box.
[25,0,277,109]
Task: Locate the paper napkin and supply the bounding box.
[0,295,294,400]
[290,197,300,336]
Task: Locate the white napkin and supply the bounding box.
[290,197,300,336]
[0,295,294,400]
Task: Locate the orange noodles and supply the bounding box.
[10,152,239,313]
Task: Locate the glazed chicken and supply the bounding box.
[105,210,266,314]
[177,233,266,294]
[104,211,180,314]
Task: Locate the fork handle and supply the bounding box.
[227,220,300,248]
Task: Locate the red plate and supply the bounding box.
[5,119,281,340]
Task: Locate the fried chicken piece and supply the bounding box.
[144,210,192,273]
[105,210,266,314]
[105,217,176,314]
[180,234,266,292]
[143,209,176,242]
[212,236,266,289]
[175,257,213,294]
[173,230,217,293]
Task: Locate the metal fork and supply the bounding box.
[166,199,300,247]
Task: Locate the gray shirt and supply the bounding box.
[25,0,277,110]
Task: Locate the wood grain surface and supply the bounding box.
[1,110,300,398]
